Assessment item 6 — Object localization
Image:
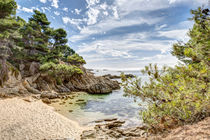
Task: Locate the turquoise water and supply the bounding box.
[51,70,147,127]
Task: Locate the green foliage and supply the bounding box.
[0,0,17,18]
[18,10,77,64]
[172,7,210,65]
[0,0,20,39]
[122,7,210,131]
[40,62,83,79]
[0,0,85,87]
[67,53,86,65]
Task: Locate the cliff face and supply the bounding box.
[0,60,120,98]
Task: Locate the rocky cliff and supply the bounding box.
[0,60,120,98]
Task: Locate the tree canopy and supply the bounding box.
[0,0,86,85]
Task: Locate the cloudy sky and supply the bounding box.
[16,0,209,70]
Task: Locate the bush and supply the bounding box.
[67,53,86,65]
[121,7,210,132]
[40,62,83,79]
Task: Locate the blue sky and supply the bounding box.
[16,0,209,70]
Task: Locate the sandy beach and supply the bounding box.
[0,98,84,140]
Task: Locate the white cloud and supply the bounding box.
[66,0,206,70]
[158,29,189,41]
[18,6,40,13]
[69,15,163,42]
[62,17,86,30]
[86,0,100,8]
[41,7,51,12]
[86,8,100,25]
[54,11,60,16]
[49,0,59,8]
[168,0,177,4]
[155,24,168,30]
[114,0,208,17]
[100,2,108,10]
[63,7,68,12]
[103,11,108,16]
[112,6,119,19]
[22,7,34,13]
[39,0,47,3]
[75,9,82,15]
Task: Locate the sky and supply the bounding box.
[16,0,209,70]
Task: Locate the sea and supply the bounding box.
[51,69,148,128]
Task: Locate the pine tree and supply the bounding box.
[0,0,21,86]
[122,7,210,131]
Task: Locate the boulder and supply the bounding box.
[66,69,120,94]
[41,91,58,99]
[29,62,40,75]
[42,98,51,104]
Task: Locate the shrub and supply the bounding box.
[67,53,86,65]
[121,7,210,132]
[40,62,83,79]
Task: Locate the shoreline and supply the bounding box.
[0,96,209,140]
[0,97,86,140]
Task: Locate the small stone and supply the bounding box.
[59,102,65,105]
[42,98,51,104]
[69,110,73,112]
[81,130,96,139]
[76,99,85,102]
[23,97,34,102]
[104,118,118,122]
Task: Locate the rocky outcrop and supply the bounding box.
[0,61,120,98]
[81,119,148,139]
[103,74,135,79]
[34,67,120,94]
[65,70,120,94]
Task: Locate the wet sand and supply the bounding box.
[0,98,84,140]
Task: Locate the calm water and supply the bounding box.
[51,70,148,127]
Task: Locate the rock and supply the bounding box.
[103,74,121,79]
[42,98,51,104]
[103,74,135,79]
[0,62,120,98]
[104,118,118,122]
[76,99,85,102]
[41,92,58,99]
[23,97,34,102]
[29,62,40,75]
[95,120,104,123]
[65,68,120,94]
[106,120,125,129]
[81,130,96,140]
[23,80,42,95]
[81,119,147,140]
[51,100,59,103]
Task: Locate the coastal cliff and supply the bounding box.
[0,60,120,98]
[0,1,119,98]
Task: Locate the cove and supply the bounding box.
[51,70,148,128]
